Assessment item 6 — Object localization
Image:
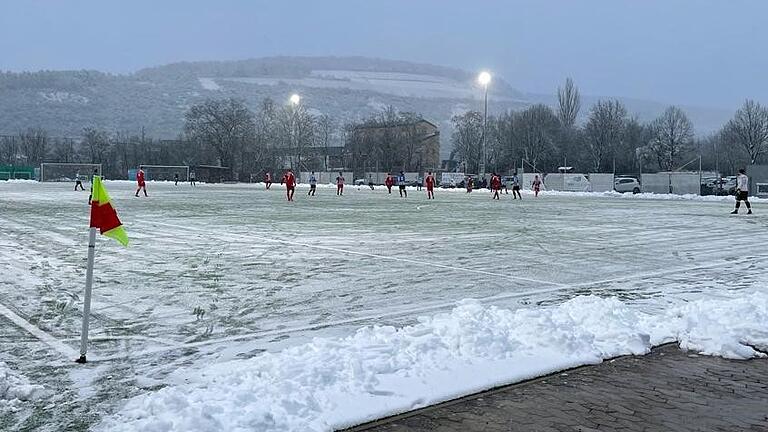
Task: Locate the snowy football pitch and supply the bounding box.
[1,180,767,430]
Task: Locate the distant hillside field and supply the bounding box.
[0,56,733,158]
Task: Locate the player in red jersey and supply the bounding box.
[385,173,394,194]
[532,175,542,197]
[265,172,273,190]
[282,169,296,201]
[490,172,501,200]
[135,168,148,197]
[336,172,345,196]
[425,171,436,199]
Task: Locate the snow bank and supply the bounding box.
[552,190,762,202]
[1,179,37,184]
[0,361,45,406]
[99,292,768,432]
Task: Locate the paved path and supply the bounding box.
[348,344,768,432]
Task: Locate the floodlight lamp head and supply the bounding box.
[478,71,492,86]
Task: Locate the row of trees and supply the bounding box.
[0,128,209,178]
[451,78,768,175]
[4,87,768,179]
[183,97,334,179]
[0,97,342,180]
[1,96,438,180]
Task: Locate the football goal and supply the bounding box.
[40,163,102,182]
[139,165,190,182]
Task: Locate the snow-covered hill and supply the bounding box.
[0,56,733,159]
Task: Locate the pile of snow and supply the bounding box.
[99,292,768,432]
[1,179,38,184]
[0,362,45,406]
[476,188,767,202]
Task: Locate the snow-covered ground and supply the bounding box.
[0,181,766,431]
[203,69,519,101]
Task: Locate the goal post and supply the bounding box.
[40,163,102,182]
[138,165,190,182]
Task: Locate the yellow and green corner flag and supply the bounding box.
[89,176,129,246]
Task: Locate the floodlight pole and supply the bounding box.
[480,84,488,179]
[76,227,97,364]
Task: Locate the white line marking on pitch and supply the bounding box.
[0,302,78,360]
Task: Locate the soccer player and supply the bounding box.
[336,172,345,196]
[74,171,85,191]
[425,171,436,199]
[511,172,522,200]
[174,172,179,186]
[385,173,394,194]
[308,171,317,196]
[491,172,501,200]
[265,172,272,190]
[501,175,509,194]
[190,170,196,187]
[282,169,296,201]
[731,168,752,214]
[135,167,148,197]
[466,176,473,193]
[398,171,407,198]
[532,175,542,197]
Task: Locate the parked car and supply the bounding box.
[723,176,738,195]
[614,177,641,194]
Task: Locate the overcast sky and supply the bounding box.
[1,0,765,109]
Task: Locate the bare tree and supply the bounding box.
[557,78,581,129]
[0,135,19,165]
[81,127,110,164]
[487,112,515,173]
[450,111,484,174]
[515,104,560,170]
[316,114,335,171]
[184,98,255,179]
[274,102,315,172]
[18,128,48,166]
[50,137,76,164]
[617,118,651,173]
[721,99,768,164]
[649,106,694,171]
[584,100,627,172]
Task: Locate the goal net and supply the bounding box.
[40,163,102,182]
[192,165,231,183]
[139,165,190,182]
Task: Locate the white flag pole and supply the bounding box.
[76,227,97,364]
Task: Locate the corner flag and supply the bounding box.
[77,175,128,363]
[89,176,129,246]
